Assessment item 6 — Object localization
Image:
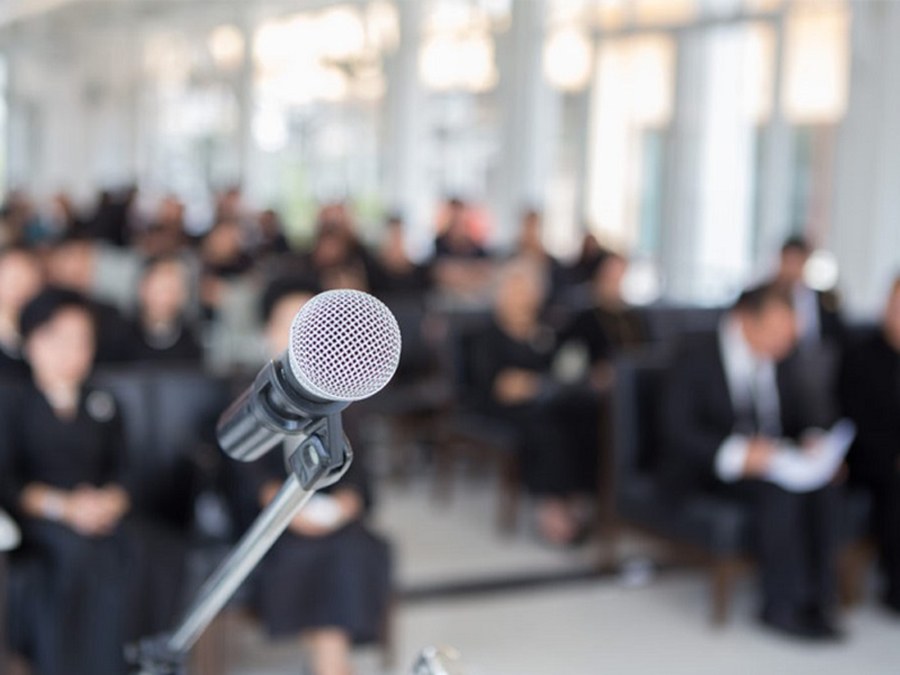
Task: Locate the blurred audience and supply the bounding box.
[840,276,900,615]
[0,182,881,668]
[372,213,432,297]
[561,253,647,389]
[124,255,202,363]
[662,283,843,640]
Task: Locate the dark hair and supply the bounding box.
[733,282,794,316]
[261,277,320,323]
[781,235,812,255]
[19,287,94,341]
[141,254,186,278]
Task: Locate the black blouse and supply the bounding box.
[0,382,127,517]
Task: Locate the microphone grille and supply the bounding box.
[288,289,402,402]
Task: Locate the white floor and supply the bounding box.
[227,475,900,675]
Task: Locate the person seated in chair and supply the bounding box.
[478,259,599,545]
[840,276,900,616]
[0,289,134,674]
[661,282,843,640]
[237,279,392,675]
[560,252,646,390]
[124,254,202,363]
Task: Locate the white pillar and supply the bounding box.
[756,11,794,264]
[494,0,559,250]
[383,0,429,257]
[830,0,900,318]
[660,30,708,302]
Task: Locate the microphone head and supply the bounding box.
[288,289,402,402]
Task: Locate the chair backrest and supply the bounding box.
[637,305,725,344]
[612,349,671,484]
[91,365,230,525]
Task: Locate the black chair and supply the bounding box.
[434,316,521,532]
[361,296,454,483]
[612,350,872,624]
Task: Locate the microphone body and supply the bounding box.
[217,354,346,462]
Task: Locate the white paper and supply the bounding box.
[0,507,20,552]
[302,494,343,528]
[763,419,856,493]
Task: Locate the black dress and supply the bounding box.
[839,330,900,607]
[242,443,392,643]
[0,339,30,382]
[560,305,647,366]
[0,383,184,675]
[122,317,203,364]
[477,319,599,496]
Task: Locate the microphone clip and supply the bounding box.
[285,412,352,492]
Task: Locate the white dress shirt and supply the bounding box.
[714,316,782,482]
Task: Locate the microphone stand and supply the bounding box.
[128,414,350,675]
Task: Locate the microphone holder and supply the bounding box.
[128,413,350,675]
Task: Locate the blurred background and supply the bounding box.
[2,0,892,309]
[0,1,899,674]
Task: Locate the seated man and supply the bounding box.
[840,276,900,615]
[661,283,843,640]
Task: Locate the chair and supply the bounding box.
[361,296,454,484]
[611,350,872,624]
[434,317,522,533]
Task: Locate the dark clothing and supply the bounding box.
[477,319,599,496]
[839,330,900,602]
[561,305,647,366]
[241,443,391,643]
[0,383,184,675]
[369,260,433,298]
[0,340,30,382]
[122,318,203,364]
[662,331,841,614]
[840,331,900,482]
[661,332,812,494]
[433,233,488,260]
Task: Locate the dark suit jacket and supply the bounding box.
[815,289,845,344]
[661,330,814,495]
[839,330,900,485]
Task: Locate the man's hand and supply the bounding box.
[743,437,777,478]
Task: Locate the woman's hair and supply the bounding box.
[19,287,94,341]
[260,277,321,323]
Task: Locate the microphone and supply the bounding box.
[217,289,402,462]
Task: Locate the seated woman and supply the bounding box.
[0,288,133,674]
[477,259,598,545]
[560,252,646,389]
[124,254,202,363]
[0,246,44,381]
[238,279,392,675]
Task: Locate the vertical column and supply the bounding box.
[755,10,794,265]
[383,0,429,256]
[830,0,900,317]
[236,12,257,199]
[494,0,559,250]
[659,29,708,302]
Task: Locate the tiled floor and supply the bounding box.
[227,476,900,675]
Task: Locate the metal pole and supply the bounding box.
[168,472,312,653]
